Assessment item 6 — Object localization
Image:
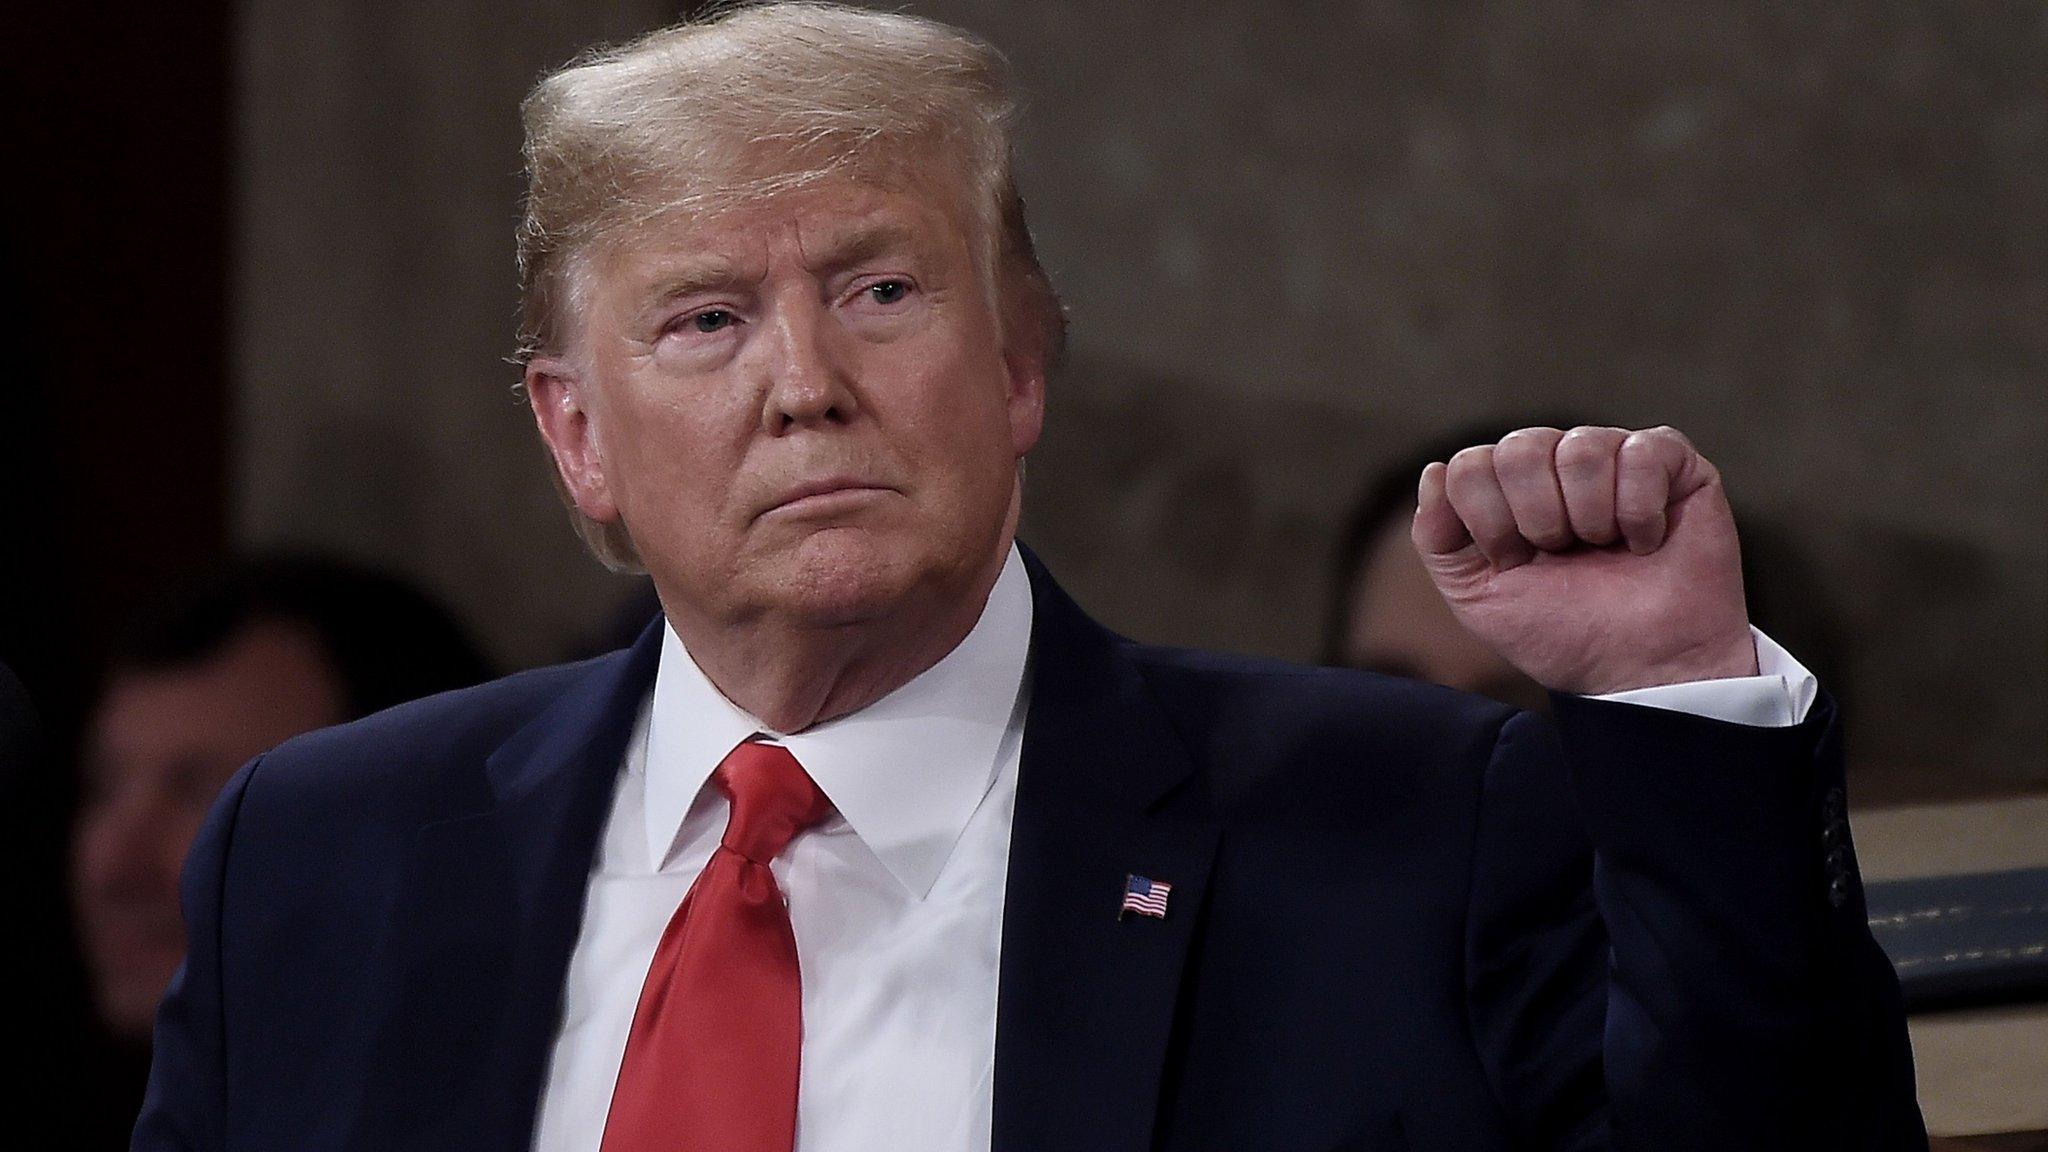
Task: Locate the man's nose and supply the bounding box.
[758,297,860,434]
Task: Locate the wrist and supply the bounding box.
[1579,630,1760,695]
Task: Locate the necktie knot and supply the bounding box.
[712,740,830,865]
[604,737,822,1152]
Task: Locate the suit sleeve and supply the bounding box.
[1464,694,1926,1150]
[131,755,262,1152]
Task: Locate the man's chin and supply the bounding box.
[754,527,943,627]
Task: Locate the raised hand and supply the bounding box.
[1411,425,1758,696]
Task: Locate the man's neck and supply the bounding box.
[662,543,1013,734]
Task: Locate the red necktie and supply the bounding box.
[600,739,832,1152]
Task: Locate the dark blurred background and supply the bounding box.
[7,0,2044,1143]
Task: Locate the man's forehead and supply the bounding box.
[91,630,342,767]
[602,178,966,284]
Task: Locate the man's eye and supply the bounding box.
[866,280,909,305]
[690,310,734,333]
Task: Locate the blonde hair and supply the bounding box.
[516,1,1066,571]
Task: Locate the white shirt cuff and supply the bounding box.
[1588,627,1819,728]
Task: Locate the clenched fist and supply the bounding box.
[1411,425,1758,696]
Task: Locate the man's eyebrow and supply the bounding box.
[631,222,927,310]
[638,260,754,307]
[805,221,925,273]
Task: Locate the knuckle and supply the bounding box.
[1554,434,1610,472]
[1493,429,1558,467]
[1559,424,1623,452]
[1617,433,1663,465]
[1446,446,1494,481]
[1632,425,1688,452]
[1499,426,1562,447]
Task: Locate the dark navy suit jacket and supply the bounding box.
[135,552,1925,1150]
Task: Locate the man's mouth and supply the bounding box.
[760,478,895,520]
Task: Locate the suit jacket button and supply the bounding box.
[1828,874,1853,908]
[1821,787,1846,822]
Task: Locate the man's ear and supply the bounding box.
[525,357,620,524]
[1003,344,1047,458]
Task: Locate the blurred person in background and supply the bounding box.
[69,555,491,1130]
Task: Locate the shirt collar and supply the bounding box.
[642,544,1033,899]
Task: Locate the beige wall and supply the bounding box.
[233,1,2046,793]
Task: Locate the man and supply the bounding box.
[61,557,489,1149]
[137,5,1923,1150]
[76,557,491,1045]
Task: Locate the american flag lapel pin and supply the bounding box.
[1120,873,1172,920]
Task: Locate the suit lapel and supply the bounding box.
[344,555,1214,1151]
[993,550,1221,1152]
[350,623,665,1152]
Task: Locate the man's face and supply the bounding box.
[531,174,1044,636]
[71,622,346,1040]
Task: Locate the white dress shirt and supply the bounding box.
[532,548,1034,1152]
[530,543,1815,1151]
[1603,627,1818,726]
